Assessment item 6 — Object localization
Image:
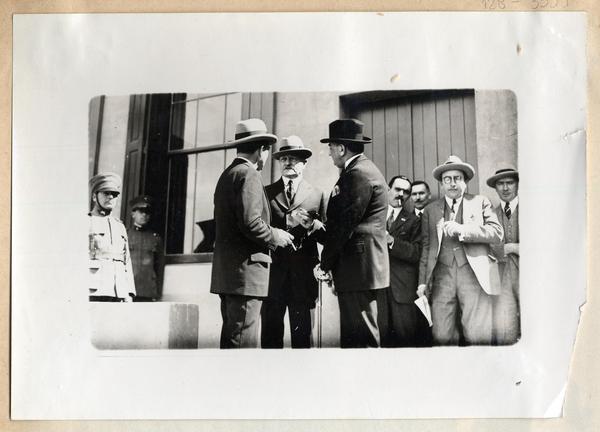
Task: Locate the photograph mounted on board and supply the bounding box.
[87,89,519,350]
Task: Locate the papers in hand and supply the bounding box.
[414,295,433,327]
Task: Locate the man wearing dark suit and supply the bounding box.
[315,119,390,348]
[385,175,431,347]
[210,119,294,349]
[417,155,503,346]
[487,165,520,345]
[261,136,327,348]
[410,180,432,219]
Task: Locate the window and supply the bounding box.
[165,93,242,257]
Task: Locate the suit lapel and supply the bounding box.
[289,179,312,212]
[273,178,289,210]
[435,199,445,255]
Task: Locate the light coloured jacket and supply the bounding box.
[89,214,136,299]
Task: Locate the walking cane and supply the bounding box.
[316,279,323,348]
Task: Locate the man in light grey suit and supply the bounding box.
[417,155,503,345]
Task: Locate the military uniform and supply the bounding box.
[88,172,136,301]
[127,225,164,300]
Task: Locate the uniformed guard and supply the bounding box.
[88,172,136,302]
[127,195,164,302]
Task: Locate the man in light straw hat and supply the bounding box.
[210,118,295,349]
[487,164,520,345]
[261,135,326,348]
[316,118,390,348]
[88,172,136,302]
[417,155,503,345]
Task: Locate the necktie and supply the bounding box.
[387,210,395,230]
[504,201,511,219]
[450,199,457,220]
[286,179,294,204]
[416,209,422,218]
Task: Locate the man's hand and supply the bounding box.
[386,232,394,247]
[442,221,463,238]
[272,228,295,248]
[504,242,519,256]
[416,284,428,297]
[124,295,133,303]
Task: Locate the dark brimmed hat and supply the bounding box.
[486,165,519,187]
[227,118,277,148]
[272,135,312,160]
[130,195,154,211]
[320,119,372,144]
[432,155,475,182]
[89,172,122,195]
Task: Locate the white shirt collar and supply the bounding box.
[501,196,519,213]
[344,153,363,170]
[415,208,423,216]
[388,205,402,219]
[444,195,463,209]
[282,175,301,193]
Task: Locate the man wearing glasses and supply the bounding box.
[416,156,503,345]
[261,136,326,348]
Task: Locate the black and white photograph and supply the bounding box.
[88,89,519,350]
[11,12,586,420]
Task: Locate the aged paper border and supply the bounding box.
[2,0,599,430]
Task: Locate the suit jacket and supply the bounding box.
[491,203,519,289]
[127,226,164,299]
[388,207,422,303]
[210,158,278,297]
[320,154,390,292]
[418,193,503,296]
[265,177,327,303]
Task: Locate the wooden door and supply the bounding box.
[346,90,478,198]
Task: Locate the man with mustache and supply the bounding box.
[487,165,520,345]
[261,136,326,348]
[417,155,503,345]
[410,180,432,218]
[385,175,431,347]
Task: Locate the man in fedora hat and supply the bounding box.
[261,135,327,348]
[417,155,503,345]
[127,195,164,302]
[88,172,136,302]
[210,118,295,349]
[487,165,520,345]
[316,118,390,348]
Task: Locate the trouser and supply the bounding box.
[219,294,262,349]
[386,295,433,348]
[492,264,520,345]
[338,288,389,348]
[261,298,313,348]
[431,261,493,345]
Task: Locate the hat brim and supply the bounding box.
[272,148,313,159]
[226,133,277,148]
[433,163,475,182]
[486,171,519,188]
[320,136,372,144]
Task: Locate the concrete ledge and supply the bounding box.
[90,302,199,349]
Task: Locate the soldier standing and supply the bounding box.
[127,195,164,302]
[88,172,136,302]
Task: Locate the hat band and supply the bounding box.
[330,133,366,141]
[235,130,267,140]
[495,168,517,175]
